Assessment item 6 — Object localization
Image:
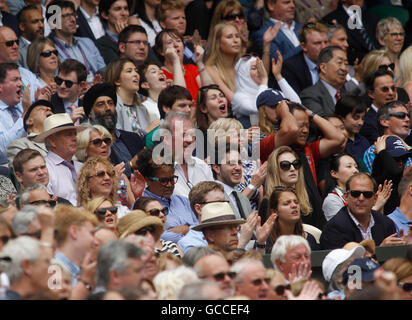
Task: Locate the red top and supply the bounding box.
[162,64,199,102]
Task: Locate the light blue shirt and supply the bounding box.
[177,229,208,254]
[388,207,412,236]
[0,99,25,164]
[303,54,318,85]
[143,189,199,243]
[54,251,81,287]
[320,79,339,104]
[53,35,106,75]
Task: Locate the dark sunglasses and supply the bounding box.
[29,199,57,207]
[0,235,10,245]
[377,85,396,93]
[199,84,220,92]
[399,282,412,292]
[40,49,58,58]
[148,207,168,217]
[212,271,236,281]
[149,175,178,186]
[87,170,115,179]
[349,190,374,198]
[1,39,19,47]
[222,12,244,20]
[378,63,395,71]
[274,284,291,295]
[90,137,112,147]
[389,112,410,120]
[54,76,78,88]
[279,159,302,171]
[134,225,156,236]
[95,206,118,216]
[251,278,271,286]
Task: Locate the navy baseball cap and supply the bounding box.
[385,136,412,158]
[342,258,381,285]
[23,100,54,132]
[256,89,286,109]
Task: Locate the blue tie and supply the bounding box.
[8,106,19,123]
[62,160,77,183]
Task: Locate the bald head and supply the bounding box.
[0,27,19,63]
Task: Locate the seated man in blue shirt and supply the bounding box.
[388,173,412,237]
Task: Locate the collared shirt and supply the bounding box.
[320,79,339,104]
[269,18,300,47]
[143,189,198,243]
[388,207,412,236]
[303,53,318,85]
[177,229,208,254]
[173,156,214,198]
[45,151,82,205]
[0,99,25,164]
[347,208,375,240]
[105,28,118,43]
[370,104,378,113]
[63,98,79,114]
[142,97,160,122]
[216,181,242,219]
[78,6,105,40]
[53,35,106,76]
[54,251,81,287]
[184,43,196,64]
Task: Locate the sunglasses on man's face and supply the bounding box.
[211,271,236,281]
[90,137,112,147]
[95,206,118,216]
[29,199,57,208]
[148,207,168,217]
[274,284,291,295]
[389,112,410,120]
[134,225,156,236]
[279,159,302,171]
[1,39,19,47]
[54,76,78,88]
[40,49,58,58]
[349,190,374,198]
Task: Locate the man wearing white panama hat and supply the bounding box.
[34,113,85,205]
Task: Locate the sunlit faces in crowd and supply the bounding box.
[219,24,241,56]
[143,199,167,225]
[159,31,184,62]
[271,190,301,226]
[87,162,115,199]
[319,48,348,89]
[15,155,49,187]
[101,0,129,31]
[0,27,20,63]
[0,67,23,106]
[145,165,177,199]
[20,8,44,41]
[330,154,359,190]
[368,74,397,108]
[86,129,112,159]
[55,70,85,101]
[274,243,311,281]
[380,104,410,138]
[140,64,167,93]
[198,86,228,123]
[212,149,243,188]
[47,128,78,159]
[203,223,240,251]
[115,61,140,93]
[39,43,59,74]
[277,151,301,186]
[344,174,378,218]
[120,31,149,65]
[159,9,186,36]
[328,28,349,51]
[94,199,118,229]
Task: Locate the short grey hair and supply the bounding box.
[178,280,221,300]
[230,258,265,284]
[1,236,41,284]
[327,23,346,41]
[161,111,192,131]
[95,239,145,289]
[19,184,48,205]
[270,235,311,270]
[376,17,403,41]
[12,205,39,235]
[182,246,218,267]
[76,123,112,162]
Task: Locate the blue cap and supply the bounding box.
[342,258,380,285]
[385,136,412,158]
[256,89,286,109]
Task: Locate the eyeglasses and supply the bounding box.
[29,199,57,207]
[211,271,237,281]
[349,190,374,198]
[54,76,78,88]
[389,112,410,120]
[222,12,244,21]
[89,137,112,147]
[274,284,291,295]
[87,170,115,179]
[399,282,412,292]
[40,50,58,58]
[149,175,178,186]
[0,235,10,245]
[124,40,148,46]
[376,85,395,93]
[251,277,271,286]
[378,63,395,71]
[95,206,118,216]
[134,225,156,236]
[61,12,76,19]
[1,39,19,47]
[279,159,302,170]
[148,207,168,217]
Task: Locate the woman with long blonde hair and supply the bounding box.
[205,21,243,102]
[399,45,412,100]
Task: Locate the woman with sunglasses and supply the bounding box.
[76,124,138,208]
[133,196,183,257]
[86,196,118,230]
[27,37,59,89]
[382,257,412,300]
[76,157,130,218]
[264,187,319,253]
[266,269,288,300]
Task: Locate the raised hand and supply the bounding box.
[130,169,146,199]
[373,179,392,213]
[380,232,406,246]
[238,211,258,248]
[165,47,180,63]
[286,280,322,300]
[256,212,276,245]
[263,22,281,46]
[271,50,283,81]
[250,160,268,189]
[288,262,312,284]
[374,135,387,154]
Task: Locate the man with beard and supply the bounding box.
[83,82,145,178]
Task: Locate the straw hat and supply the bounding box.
[117,210,164,241]
[192,201,245,231]
[33,113,85,143]
[343,239,376,255]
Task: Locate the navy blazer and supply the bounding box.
[282,51,313,95]
[2,11,19,36]
[51,93,83,115]
[251,19,302,61]
[359,107,378,145]
[75,7,103,42]
[320,206,397,250]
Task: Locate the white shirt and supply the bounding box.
[269,18,300,47]
[173,156,214,198]
[79,6,105,40]
[347,208,375,240]
[139,18,162,47]
[142,97,160,122]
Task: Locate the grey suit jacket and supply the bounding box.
[300,80,346,116]
[7,134,47,166]
[224,190,252,220]
[18,37,30,69]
